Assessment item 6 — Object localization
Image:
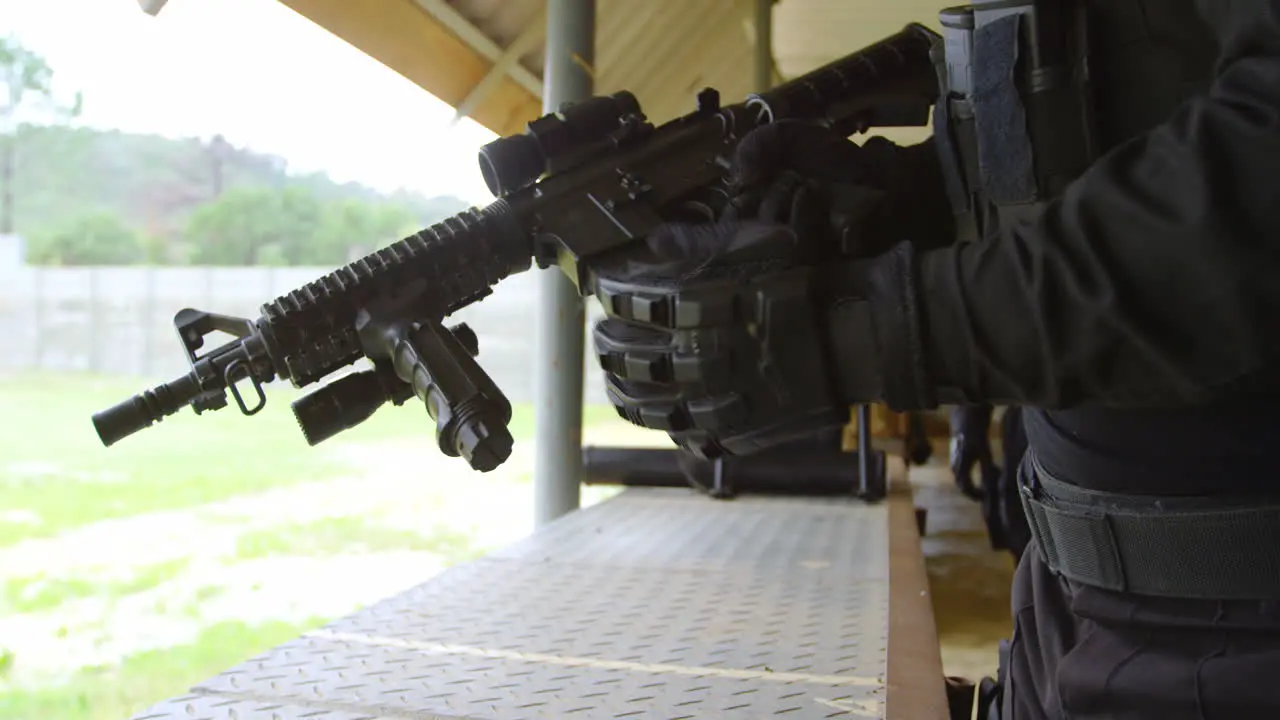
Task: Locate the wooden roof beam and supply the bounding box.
[452,7,547,124]
[274,0,543,136]
[411,0,544,99]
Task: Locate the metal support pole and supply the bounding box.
[754,0,773,93]
[533,0,595,528]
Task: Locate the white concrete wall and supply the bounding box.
[0,263,611,406]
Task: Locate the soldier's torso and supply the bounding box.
[937,0,1277,495]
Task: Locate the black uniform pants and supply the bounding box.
[1003,545,1280,719]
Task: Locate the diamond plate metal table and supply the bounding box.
[129,458,947,720]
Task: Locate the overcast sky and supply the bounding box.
[0,0,500,204]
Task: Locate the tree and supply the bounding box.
[5,121,466,254]
[318,198,419,262]
[388,189,471,227]
[182,184,424,267]
[26,211,146,265]
[183,186,312,266]
[0,36,82,234]
[275,185,327,263]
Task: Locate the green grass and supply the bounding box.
[2,560,189,615]
[0,371,629,717]
[0,372,619,546]
[0,619,330,720]
[234,516,483,562]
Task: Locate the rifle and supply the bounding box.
[91,25,940,473]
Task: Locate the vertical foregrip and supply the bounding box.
[390,333,437,419]
[259,199,532,386]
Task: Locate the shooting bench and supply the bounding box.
[128,456,947,720]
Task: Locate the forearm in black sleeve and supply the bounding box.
[904,4,1280,409]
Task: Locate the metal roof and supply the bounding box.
[264,0,948,138]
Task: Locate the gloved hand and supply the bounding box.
[949,405,995,501]
[589,122,941,458]
[725,120,955,253]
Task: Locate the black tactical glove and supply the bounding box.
[949,404,995,500]
[728,121,957,251]
[589,122,941,458]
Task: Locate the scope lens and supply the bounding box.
[477,134,546,197]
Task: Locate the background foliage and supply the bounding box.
[1,34,473,269]
[8,124,473,266]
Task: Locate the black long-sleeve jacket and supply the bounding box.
[872,0,1280,494]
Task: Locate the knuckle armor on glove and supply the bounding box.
[586,122,942,457]
[589,221,847,458]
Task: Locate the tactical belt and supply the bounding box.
[1019,455,1280,600]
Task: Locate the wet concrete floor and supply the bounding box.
[911,455,1017,682]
